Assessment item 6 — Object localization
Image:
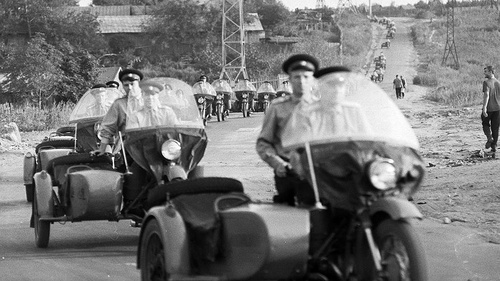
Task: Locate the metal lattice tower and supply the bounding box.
[220,0,248,85]
[442,0,460,69]
[316,0,325,9]
[337,0,358,17]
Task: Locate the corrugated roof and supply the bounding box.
[245,13,264,31]
[97,16,151,33]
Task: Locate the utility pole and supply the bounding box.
[220,0,248,86]
[442,0,460,69]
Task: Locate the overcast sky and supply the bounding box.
[281,0,422,10]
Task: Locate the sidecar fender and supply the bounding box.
[33,171,54,217]
[137,206,190,275]
[369,197,422,220]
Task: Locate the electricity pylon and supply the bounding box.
[220,0,248,85]
[442,0,460,69]
[481,0,499,10]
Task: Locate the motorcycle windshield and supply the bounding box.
[193,81,217,98]
[211,79,233,94]
[124,78,207,181]
[282,72,419,150]
[69,88,122,123]
[257,82,276,94]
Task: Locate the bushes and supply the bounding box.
[0,103,73,133]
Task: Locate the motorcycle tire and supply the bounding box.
[242,102,248,118]
[217,104,223,122]
[374,219,428,281]
[140,219,168,281]
[145,177,244,209]
[34,194,51,248]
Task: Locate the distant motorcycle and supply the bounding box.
[212,79,233,122]
[192,80,216,125]
[234,79,256,118]
[256,81,276,114]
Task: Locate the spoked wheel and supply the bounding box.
[242,101,248,118]
[216,104,223,122]
[374,220,428,281]
[140,219,168,281]
[34,194,50,248]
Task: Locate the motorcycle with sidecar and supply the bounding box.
[256,81,276,113]
[211,79,233,122]
[136,72,428,280]
[31,78,207,248]
[23,87,122,203]
[192,80,216,126]
[234,79,256,118]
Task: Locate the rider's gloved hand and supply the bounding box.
[275,161,291,177]
[94,142,109,156]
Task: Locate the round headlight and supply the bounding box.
[368,158,397,190]
[197,97,205,104]
[242,93,248,98]
[217,93,223,99]
[264,94,269,99]
[161,139,181,161]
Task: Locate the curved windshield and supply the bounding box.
[69,88,122,123]
[211,79,233,94]
[257,82,276,94]
[281,72,419,150]
[125,77,203,131]
[193,81,217,97]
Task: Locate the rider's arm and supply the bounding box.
[256,105,289,171]
[98,99,126,153]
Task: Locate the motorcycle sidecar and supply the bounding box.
[32,153,123,248]
[138,181,311,281]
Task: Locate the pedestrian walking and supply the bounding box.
[256,54,319,207]
[481,65,500,152]
[400,76,407,99]
[393,75,403,99]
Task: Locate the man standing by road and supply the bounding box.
[256,54,319,206]
[393,75,403,99]
[400,75,407,99]
[481,65,500,152]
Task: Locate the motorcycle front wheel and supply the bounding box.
[217,103,223,122]
[374,219,428,281]
[140,219,168,281]
[242,101,248,118]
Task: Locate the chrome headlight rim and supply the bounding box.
[197,97,205,104]
[242,93,248,98]
[161,139,182,161]
[368,158,397,191]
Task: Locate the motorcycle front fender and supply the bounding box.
[165,164,188,181]
[137,206,190,275]
[369,197,422,220]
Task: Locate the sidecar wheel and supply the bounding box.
[140,219,168,281]
[25,184,34,203]
[374,220,428,281]
[146,177,244,209]
[34,194,50,248]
